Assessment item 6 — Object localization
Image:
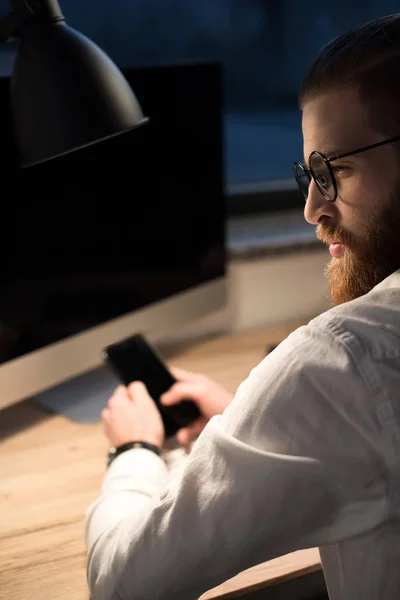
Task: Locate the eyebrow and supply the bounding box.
[303,148,355,166]
[325,148,357,160]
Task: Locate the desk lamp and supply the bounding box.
[0,0,149,167]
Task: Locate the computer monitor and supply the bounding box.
[0,61,226,422]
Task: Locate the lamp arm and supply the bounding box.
[0,0,64,42]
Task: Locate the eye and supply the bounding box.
[315,173,329,187]
[331,165,348,175]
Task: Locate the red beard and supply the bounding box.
[316,202,400,306]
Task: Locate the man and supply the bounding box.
[85,14,400,600]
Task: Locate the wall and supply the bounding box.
[176,246,330,341]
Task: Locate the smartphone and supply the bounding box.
[102,333,201,438]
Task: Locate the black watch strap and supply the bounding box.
[107,441,161,468]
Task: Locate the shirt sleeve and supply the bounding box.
[85,447,169,552]
[85,320,388,600]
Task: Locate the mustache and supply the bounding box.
[316,222,353,247]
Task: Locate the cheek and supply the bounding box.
[335,174,383,241]
[337,167,391,220]
[335,173,367,225]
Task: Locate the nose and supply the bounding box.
[304,179,336,225]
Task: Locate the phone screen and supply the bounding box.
[103,334,201,437]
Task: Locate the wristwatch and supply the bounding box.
[107,441,161,468]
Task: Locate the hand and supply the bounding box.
[102,382,165,449]
[160,367,234,446]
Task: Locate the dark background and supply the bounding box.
[0,63,225,363]
[0,1,398,211]
[58,1,400,189]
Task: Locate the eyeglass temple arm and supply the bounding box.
[331,135,400,161]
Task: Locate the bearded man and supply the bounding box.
[85,14,400,600]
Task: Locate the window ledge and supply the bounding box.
[227,208,321,260]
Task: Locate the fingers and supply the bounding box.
[108,385,130,407]
[160,382,202,406]
[128,380,148,397]
[169,366,203,382]
[176,417,207,446]
[106,382,147,412]
[128,380,158,410]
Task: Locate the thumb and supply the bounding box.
[160,382,201,406]
[169,366,202,383]
[128,380,150,400]
[176,417,207,446]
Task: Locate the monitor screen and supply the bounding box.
[0,61,225,366]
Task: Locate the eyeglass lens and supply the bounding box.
[293,163,310,200]
[309,152,335,201]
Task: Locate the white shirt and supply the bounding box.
[85,270,400,600]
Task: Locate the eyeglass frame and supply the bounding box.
[293,134,400,203]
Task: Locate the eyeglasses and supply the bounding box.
[293,135,400,203]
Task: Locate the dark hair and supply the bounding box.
[300,14,400,134]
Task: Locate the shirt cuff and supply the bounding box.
[102,447,169,495]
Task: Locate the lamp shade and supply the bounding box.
[11,12,148,167]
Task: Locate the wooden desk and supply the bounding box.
[0,321,322,600]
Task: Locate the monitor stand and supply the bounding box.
[33,363,182,451]
[33,364,120,424]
